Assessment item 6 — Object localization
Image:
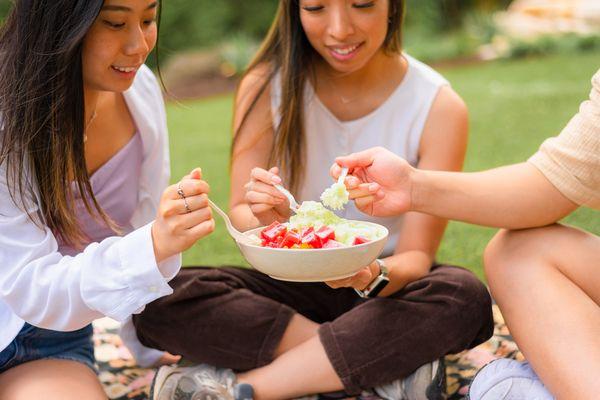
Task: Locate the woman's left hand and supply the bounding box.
[325,261,380,290]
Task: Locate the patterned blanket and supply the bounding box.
[94,304,523,400]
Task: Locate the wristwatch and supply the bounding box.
[354,259,389,298]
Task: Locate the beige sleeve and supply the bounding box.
[528,69,600,210]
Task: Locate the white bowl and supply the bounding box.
[236,221,388,282]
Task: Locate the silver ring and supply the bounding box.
[177,182,186,199]
[183,197,191,213]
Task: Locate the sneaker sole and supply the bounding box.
[150,365,180,400]
[467,359,551,400]
[426,358,446,400]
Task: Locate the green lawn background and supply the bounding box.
[167,53,599,280]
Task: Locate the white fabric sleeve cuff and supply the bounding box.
[101,222,178,321]
[119,317,165,368]
[158,251,182,281]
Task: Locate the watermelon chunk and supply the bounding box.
[260,221,287,244]
[315,225,335,244]
[280,229,302,248]
[352,236,370,245]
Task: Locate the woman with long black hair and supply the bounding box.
[0,1,214,397]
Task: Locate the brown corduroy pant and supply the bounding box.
[133,265,493,394]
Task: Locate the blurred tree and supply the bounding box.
[406,0,512,32]
[158,0,277,55]
[0,0,513,62]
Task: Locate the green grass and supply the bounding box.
[167,52,600,280]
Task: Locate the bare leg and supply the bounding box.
[0,359,106,400]
[484,224,600,399]
[238,334,344,400]
[238,313,343,399]
[273,313,320,357]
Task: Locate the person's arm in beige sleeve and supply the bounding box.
[331,69,600,228]
[528,69,600,209]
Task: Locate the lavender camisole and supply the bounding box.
[58,132,143,256]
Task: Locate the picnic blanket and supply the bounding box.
[94,304,523,400]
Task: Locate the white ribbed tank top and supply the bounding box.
[271,54,449,256]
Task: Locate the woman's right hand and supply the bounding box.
[151,168,215,263]
[244,166,291,226]
[331,147,415,217]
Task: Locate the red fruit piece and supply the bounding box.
[266,236,284,248]
[280,230,302,248]
[315,226,335,244]
[352,236,370,245]
[261,221,287,243]
[300,227,314,238]
[301,231,322,249]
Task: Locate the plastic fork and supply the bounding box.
[274,183,300,213]
[207,198,258,245]
[337,167,349,185]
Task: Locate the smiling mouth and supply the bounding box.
[329,43,362,56]
[111,65,139,73]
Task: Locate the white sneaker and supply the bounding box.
[374,359,445,400]
[468,359,554,400]
[150,363,253,400]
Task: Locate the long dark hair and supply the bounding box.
[232,0,405,195]
[0,0,161,248]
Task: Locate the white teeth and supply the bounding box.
[113,66,137,73]
[332,45,359,55]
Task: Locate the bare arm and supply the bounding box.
[334,149,578,230]
[229,65,287,231]
[411,162,578,229]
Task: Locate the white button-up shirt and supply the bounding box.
[0,65,180,367]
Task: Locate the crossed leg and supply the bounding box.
[484,224,600,399]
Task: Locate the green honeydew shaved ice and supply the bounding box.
[289,201,385,246]
[320,182,349,210]
[289,201,341,230]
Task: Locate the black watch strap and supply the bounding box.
[354,259,389,298]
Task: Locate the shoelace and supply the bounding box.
[174,385,194,400]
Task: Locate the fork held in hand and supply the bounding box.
[274,184,300,212]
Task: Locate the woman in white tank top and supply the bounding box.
[270,54,451,256]
[133,1,494,399]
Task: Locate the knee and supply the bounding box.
[430,266,491,316]
[483,228,540,282]
[484,226,562,295]
[484,229,514,283]
[427,267,494,344]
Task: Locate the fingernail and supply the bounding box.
[271,176,281,184]
[368,183,379,192]
[191,168,202,179]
